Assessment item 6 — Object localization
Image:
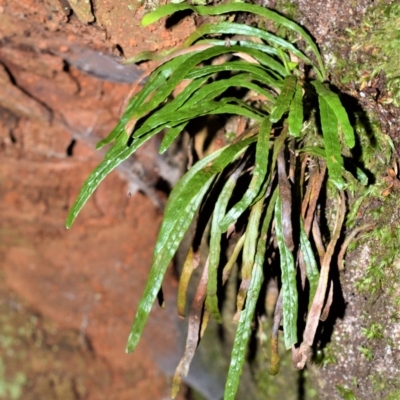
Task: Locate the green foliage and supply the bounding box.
[336,2,400,106]
[336,385,358,400]
[355,219,400,295]
[357,345,374,362]
[0,359,25,400]
[361,322,384,340]
[66,3,364,399]
[363,3,400,106]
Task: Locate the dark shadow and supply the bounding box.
[154,175,172,196]
[66,139,76,157]
[297,368,306,400]
[9,130,17,144]
[166,9,194,29]
[314,261,347,352]
[157,286,164,307]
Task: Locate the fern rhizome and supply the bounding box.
[66,3,366,399]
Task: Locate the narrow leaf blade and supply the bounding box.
[274,196,298,349]
[270,75,297,123]
[312,81,355,148]
[142,3,325,79]
[288,82,304,137]
[299,221,319,306]
[220,118,272,232]
[316,95,345,189]
[224,258,263,400]
[127,139,255,352]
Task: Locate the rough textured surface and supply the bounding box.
[1,0,400,399]
[0,1,204,399]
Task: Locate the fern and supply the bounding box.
[66,3,364,399]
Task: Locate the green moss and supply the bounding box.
[385,392,400,400]
[253,318,319,399]
[357,345,373,361]
[361,322,383,340]
[274,0,299,21]
[370,373,400,399]
[0,359,26,400]
[354,223,400,295]
[257,0,301,43]
[333,1,400,105]
[314,343,338,367]
[336,385,358,400]
[362,3,400,106]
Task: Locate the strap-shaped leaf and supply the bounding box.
[224,188,277,399]
[97,54,194,148]
[224,261,263,400]
[177,247,195,318]
[220,118,272,232]
[236,198,263,316]
[66,132,157,228]
[191,41,287,77]
[312,81,355,148]
[298,147,368,185]
[127,139,256,352]
[96,71,165,149]
[316,96,345,190]
[194,38,280,58]
[125,178,208,354]
[181,74,276,109]
[270,75,297,123]
[131,139,255,327]
[153,75,210,118]
[288,81,304,137]
[142,3,324,79]
[253,125,288,204]
[134,100,260,140]
[66,101,260,230]
[185,61,283,89]
[125,47,278,141]
[164,136,255,217]
[133,46,245,120]
[299,221,319,307]
[274,195,298,349]
[118,46,253,141]
[159,123,188,154]
[183,22,313,71]
[206,166,244,323]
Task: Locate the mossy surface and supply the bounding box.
[0,278,111,400]
[335,2,400,106]
[254,317,319,400]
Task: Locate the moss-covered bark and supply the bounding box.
[254,1,400,399]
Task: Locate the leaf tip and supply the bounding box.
[126,330,140,354]
[125,341,135,354]
[65,214,75,229]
